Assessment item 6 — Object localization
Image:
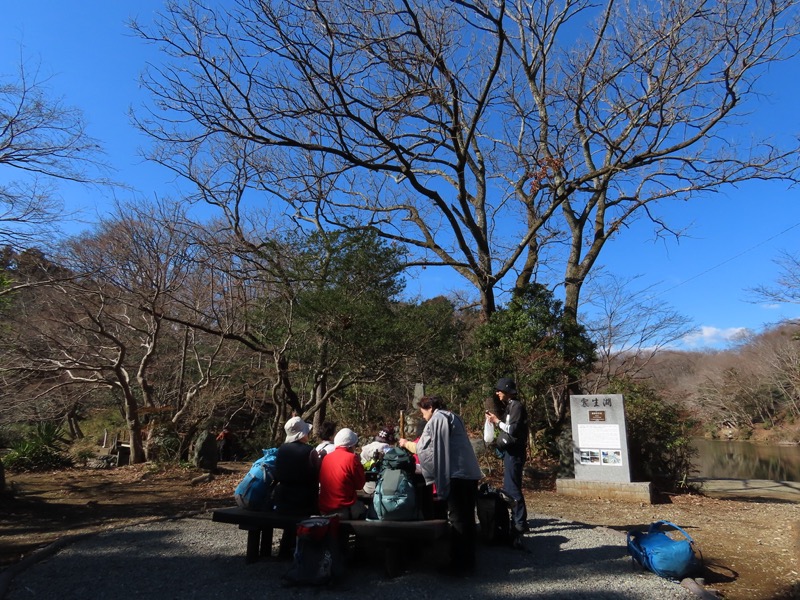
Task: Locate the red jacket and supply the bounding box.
[318,447,366,514]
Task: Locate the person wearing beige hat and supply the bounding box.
[318,428,367,520]
[273,416,321,558]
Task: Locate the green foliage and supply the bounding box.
[147,427,183,464]
[70,444,98,465]
[1,421,73,472]
[78,409,126,442]
[0,272,11,311]
[394,297,466,387]
[30,421,70,449]
[3,441,73,472]
[607,378,697,492]
[290,229,407,359]
[241,228,469,427]
[470,283,596,429]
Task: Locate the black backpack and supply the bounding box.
[476,483,514,545]
[282,516,343,586]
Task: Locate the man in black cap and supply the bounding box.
[485,377,529,534]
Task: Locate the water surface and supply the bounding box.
[692,438,800,482]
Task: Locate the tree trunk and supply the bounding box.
[65,404,84,440]
[479,284,496,321]
[117,376,146,464]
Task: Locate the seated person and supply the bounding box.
[318,428,367,520]
[359,425,396,494]
[273,416,320,558]
[398,418,444,520]
[359,425,396,465]
[274,416,321,515]
[314,420,337,458]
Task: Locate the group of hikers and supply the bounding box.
[268,378,530,576]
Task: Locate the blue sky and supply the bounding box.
[3,1,800,351]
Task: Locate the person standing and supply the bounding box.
[216,426,237,461]
[399,395,483,576]
[318,428,367,519]
[485,377,529,535]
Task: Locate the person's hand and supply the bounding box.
[398,438,407,448]
[485,411,498,425]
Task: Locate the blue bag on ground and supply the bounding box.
[234,448,278,511]
[627,520,702,580]
[369,447,418,521]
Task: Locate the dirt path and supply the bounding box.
[1,464,798,599]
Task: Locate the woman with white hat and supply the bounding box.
[273,416,320,558]
[318,428,367,520]
[274,416,320,513]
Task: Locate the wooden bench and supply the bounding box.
[211,506,449,576]
[212,507,307,563]
[341,518,450,576]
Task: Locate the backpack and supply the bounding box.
[369,447,419,521]
[476,484,514,545]
[282,516,343,586]
[627,520,702,580]
[234,448,278,511]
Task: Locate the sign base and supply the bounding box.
[556,478,653,503]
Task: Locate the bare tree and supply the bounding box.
[751,250,800,307]
[0,57,107,248]
[131,0,800,324]
[582,272,696,390]
[0,200,235,463]
[63,199,272,459]
[762,336,800,420]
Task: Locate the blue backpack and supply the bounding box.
[627,520,702,580]
[369,447,419,521]
[234,448,278,511]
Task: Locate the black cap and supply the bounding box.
[495,377,517,395]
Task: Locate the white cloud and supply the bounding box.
[679,326,751,350]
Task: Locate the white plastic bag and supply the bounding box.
[483,418,495,444]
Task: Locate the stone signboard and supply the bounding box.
[569,394,631,483]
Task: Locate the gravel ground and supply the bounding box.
[3,512,695,600]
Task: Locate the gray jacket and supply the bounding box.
[417,409,483,499]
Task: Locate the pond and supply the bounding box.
[691,438,800,482]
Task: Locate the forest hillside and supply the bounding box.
[633,322,800,443]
